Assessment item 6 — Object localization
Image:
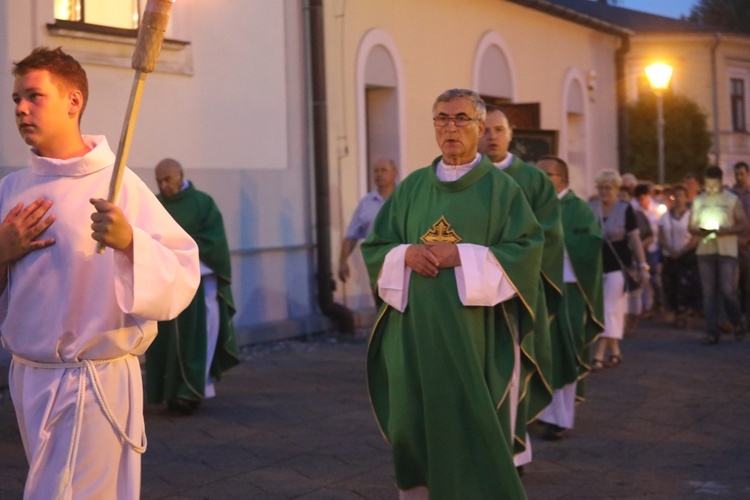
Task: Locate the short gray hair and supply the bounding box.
[595,169,622,187]
[432,89,486,121]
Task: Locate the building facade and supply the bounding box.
[0,0,625,346]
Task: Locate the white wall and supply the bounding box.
[0,0,318,339]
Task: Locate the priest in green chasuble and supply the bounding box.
[146,158,239,414]
[479,106,564,466]
[536,156,604,440]
[362,89,542,499]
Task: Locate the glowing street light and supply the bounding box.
[645,63,673,186]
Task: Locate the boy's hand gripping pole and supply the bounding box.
[96,0,175,254]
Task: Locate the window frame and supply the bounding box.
[730,77,747,133]
[45,0,192,76]
[54,0,142,31]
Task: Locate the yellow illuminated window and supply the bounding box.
[54,0,141,30]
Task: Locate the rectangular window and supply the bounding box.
[731,78,746,132]
[48,0,190,75]
[55,0,141,30]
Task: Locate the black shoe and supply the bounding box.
[542,423,565,441]
[167,397,199,415]
[516,466,524,477]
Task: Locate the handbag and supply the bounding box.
[622,264,642,292]
[602,235,641,292]
[599,216,641,293]
[598,210,642,292]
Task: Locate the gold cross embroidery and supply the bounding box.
[420,215,462,244]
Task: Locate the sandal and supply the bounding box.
[591,359,605,372]
[701,333,720,345]
[607,354,623,367]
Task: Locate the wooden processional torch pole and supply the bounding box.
[96,0,175,254]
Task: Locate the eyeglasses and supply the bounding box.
[433,115,480,128]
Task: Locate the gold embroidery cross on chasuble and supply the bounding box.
[420,215,462,244]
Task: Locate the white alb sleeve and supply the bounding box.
[455,243,517,306]
[377,244,412,312]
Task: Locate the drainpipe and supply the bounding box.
[304,0,355,334]
[615,34,631,173]
[710,32,722,167]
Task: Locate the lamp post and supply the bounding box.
[645,63,673,186]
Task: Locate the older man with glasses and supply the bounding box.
[362,88,542,499]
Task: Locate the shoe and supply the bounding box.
[591,359,605,372]
[606,354,623,368]
[718,320,734,335]
[542,423,565,441]
[700,333,720,345]
[167,397,199,415]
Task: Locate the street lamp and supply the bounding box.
[645,63,673,186]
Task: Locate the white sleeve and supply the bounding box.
[454,243,517,306]
[113,172,201,320]
[377,244,412,312]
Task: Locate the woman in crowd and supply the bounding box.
[659,184,701,327]
[589,170,649,370]
[618,185,654,337]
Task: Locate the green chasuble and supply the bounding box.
[146,182,240,404]
[554,190,604,397]
[361,156,542,499]
[503,156,564,451]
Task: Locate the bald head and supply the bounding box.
[478,107,513,163]
[155,158,184,198]
[537,156,568,194]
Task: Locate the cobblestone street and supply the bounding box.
[2,318,749,498]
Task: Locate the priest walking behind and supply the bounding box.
[1,47,200,499]
[146,158,240,414]
[362,88,542,499]
[536,156,604,440]
[478,106,564,469]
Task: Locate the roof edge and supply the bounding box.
[505,0,634,37]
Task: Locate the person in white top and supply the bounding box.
[633,183,663,317]
[658,184,700,326]
[1,47,199,499]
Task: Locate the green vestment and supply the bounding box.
[362,156,542,499]
[502,156,564,451]
[146,182,240,404]
[551,190,604,395]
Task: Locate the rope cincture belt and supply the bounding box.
[12,354,147,495]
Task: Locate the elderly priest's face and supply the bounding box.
[433,97,485,166]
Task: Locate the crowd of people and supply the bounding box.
[596,162,750,346]
[355,89,749,497]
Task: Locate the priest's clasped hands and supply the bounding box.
[405,242,461,277]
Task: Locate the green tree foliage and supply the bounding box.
[688,0,750,34]
[627,92,712,184]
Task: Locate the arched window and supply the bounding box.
[472,31,516,102]
[355,29,405,198]
[562,69,590,197]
